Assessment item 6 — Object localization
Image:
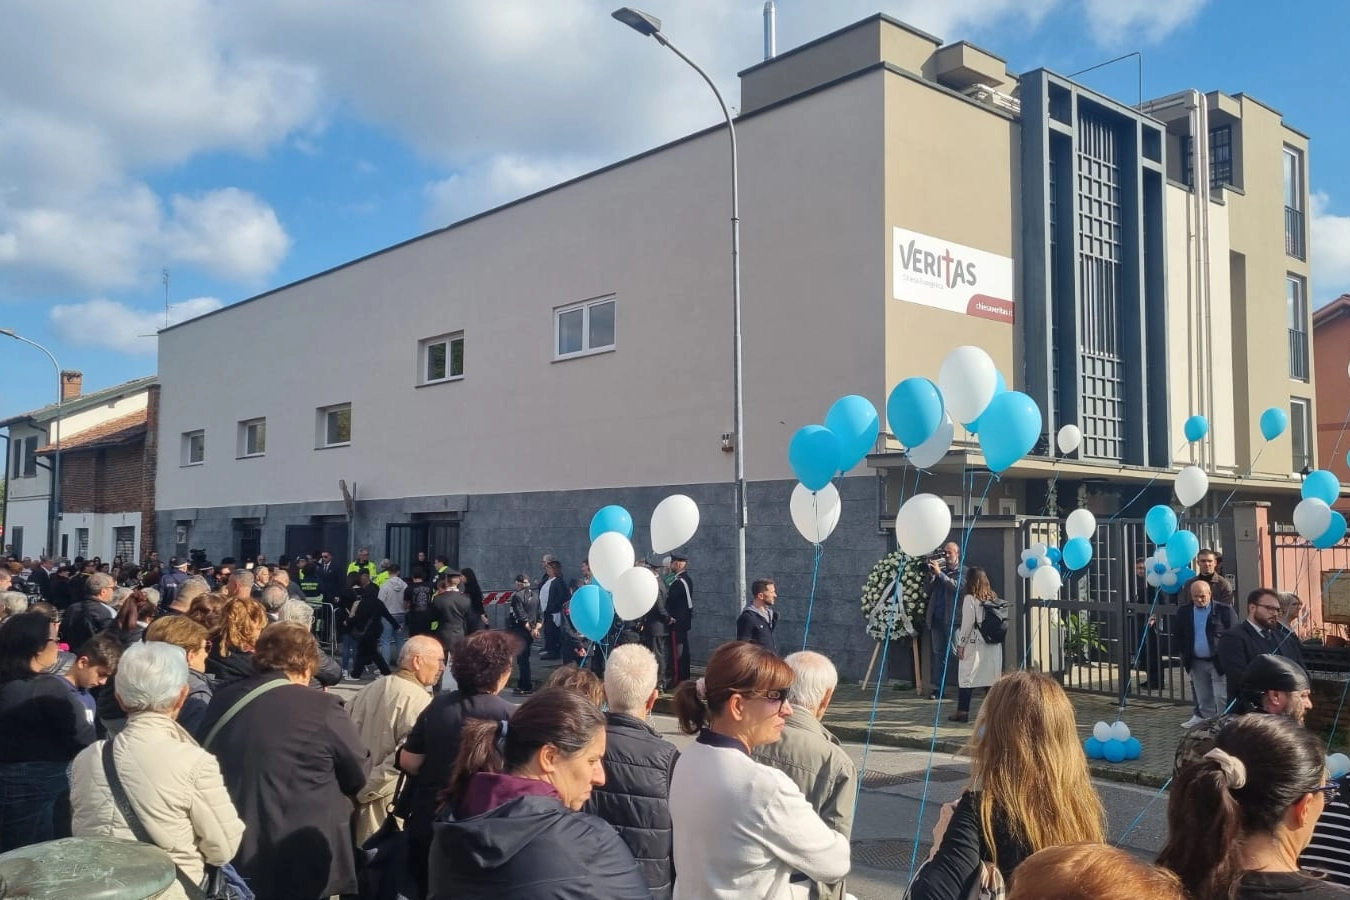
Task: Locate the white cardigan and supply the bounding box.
[670,734,850,899]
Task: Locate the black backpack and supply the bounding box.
[978,599,1009,645]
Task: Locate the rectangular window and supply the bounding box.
[76,528,89,559]
[420,333,465,385]
[174,523,190,560]
[181,430,205,466]
[1183,125,1233,189]
[1291,398,1313,473]
[10,526,22,558]
[318,404,351,448]
[237,418,266,458]
[18,436,37,478]
[1287,275,1309,382]
[555,296,616,359]
[113,526,135,560]
[1285,147,1305,260]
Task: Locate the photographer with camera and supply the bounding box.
[925,541,962,700]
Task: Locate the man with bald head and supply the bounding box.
[1174,578,1237,726]
[346,634,443,843]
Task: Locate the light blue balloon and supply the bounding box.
[1184,415,1209,443]
[1084,737,1104,760]
[964,371,1007,435]
[1103,739,1126,763]
[788,425,842,492]
[1166,530,1200,569]
[1144,504,1178,545]
[1026,556,1040,570]
[1161,576,1185,594]
[1175,567,1197,584]
[1314,512,1348,549]
[1303,469,1341,506]
[1123,737,1142,761]
[1062,537,1093,571]
[825,395,881,473]
[589,505,634,542]
[1260,406,1289,441]
[1045,547,1062,566]
[886,378,945,448]
[569,584,615,643]
[976,391,1043,474]
[1152,561,1168,575]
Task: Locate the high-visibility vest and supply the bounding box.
[374,570,392,586]
[347,561,377,578]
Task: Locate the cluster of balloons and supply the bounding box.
[1085,721,1142,763]
[1293,469,1347,548]
[572,497,701,642]
[1141,504,1198,593]
[1018,544,1062,600]
[786,395,881,543]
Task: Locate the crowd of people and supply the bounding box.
[0,544,1347,899]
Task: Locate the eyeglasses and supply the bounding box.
[745,688,793,713]
[1256,604,1283,614]
[1312,782,1341,802]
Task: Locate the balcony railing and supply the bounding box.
[1286,206,1306,260]
[1289,328,1310,382]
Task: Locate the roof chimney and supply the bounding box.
[60,371,82,401]
[763,0,776,61]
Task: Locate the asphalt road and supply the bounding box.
[649,714,1170,900]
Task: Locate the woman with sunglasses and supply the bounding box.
[1159,713,1349,899]
[670,641,849,899]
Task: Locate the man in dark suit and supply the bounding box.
[1174,578,1237,726]
[1218,587,1308,706]
[666,554,694,685]
[58,572,117,651]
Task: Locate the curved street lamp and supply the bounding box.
[0,329,63,557]
[613,7,747,611]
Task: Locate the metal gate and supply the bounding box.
[1018,515,1224,706]
[386,521,459,578]
[284,523,349,569]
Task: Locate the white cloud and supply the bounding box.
[163,189,291,282]
[1313,191,1350,304]
[1081,0,1209,45]
[49,297,223,355]
[423,154,600,227]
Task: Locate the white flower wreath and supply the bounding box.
[859,550,923,640]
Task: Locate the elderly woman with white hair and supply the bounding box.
[278,598,343,688]
[70,642,244,900]
[0,591,29,624]
[753,650,858,900]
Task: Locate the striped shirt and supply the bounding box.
[1302,780,1350,887]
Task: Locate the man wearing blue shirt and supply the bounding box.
[1174,579,1236,726]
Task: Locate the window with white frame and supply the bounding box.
[420,332,465,384]
[113,526,135,560]
[555,296,616,359]
[181,430,205,466]
[1287,275,1309,382]
[76,528,89,558]
[237,418,266,458]
[1291,397,1313,473]
[317,403,351,448]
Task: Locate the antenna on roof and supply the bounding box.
[763,0,776,61]
[162,267,171,330]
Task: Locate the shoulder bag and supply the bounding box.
[201,677,290,750]
[100,739,244,900]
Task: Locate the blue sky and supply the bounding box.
[2,0,1348,420]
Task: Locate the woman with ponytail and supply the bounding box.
[426,686,649,900]
[669,640,849,899]
[1159,713,1347,899]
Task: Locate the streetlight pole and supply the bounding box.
[0,330,63,557]
[613,7,747,612]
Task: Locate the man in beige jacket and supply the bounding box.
[348,634,443,842]
[753,650,858,900]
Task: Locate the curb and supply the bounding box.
[653,697,1170,790]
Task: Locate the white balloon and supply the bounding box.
[1110,721,1131,742]
[1031,542,1049,558]
[1294,497,1333,541]
[1092,721,1112,743]
[1017,562,1031,579]
[789,482,842,544]
[938,346,999,424]
[1031,565,1062,600]
[1020,548,1037,562]
[1065,508,1097,540]
[1329,753,1350,780]
[1146,571,1162,588]
[612,566,659,621]
[1057,424,1082,455]
[907,414,954,470]
[1175,465,1209,508]
[896,493,952,557]
[650,494,700,554]
[1160,571,1178,587]
[589,532,636,591]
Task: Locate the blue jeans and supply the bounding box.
[930,622,957,696]
[381,613,407,665]
[0,760,71,852]
[341,634,358,672]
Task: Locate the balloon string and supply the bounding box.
[907,471,997,882]
[854,562,902,811]
[1116,585,1169,715]
[1330,402,1350,464]
[801,541,824,651]
[1213,442,1267,519]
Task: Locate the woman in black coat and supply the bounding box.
[427,686,648,900]
[205,596,267,687]
[198,622,371,900]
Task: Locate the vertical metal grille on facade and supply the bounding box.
[1286,206,1306,260]
[113,526,135,561]
[1075,113,1126,462]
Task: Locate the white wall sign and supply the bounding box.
[892,227,1015,323]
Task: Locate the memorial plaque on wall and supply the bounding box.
[1322,572,1350,625]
